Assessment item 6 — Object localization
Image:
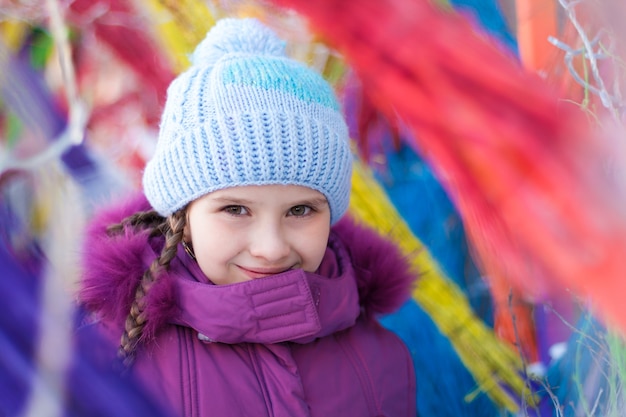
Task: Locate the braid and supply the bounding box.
[118,209,187,367]
[107,210,165,237]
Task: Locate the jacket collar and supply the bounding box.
[171,234,360,344]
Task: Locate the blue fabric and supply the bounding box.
[351,1,525,415]
[380,300,500,416]
[450,0,518,53]
[545,315,616,417]
[376,144,500,416]
[378,143,494,324]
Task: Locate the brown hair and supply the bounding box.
[106,208,187,366]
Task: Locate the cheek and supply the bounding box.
[192,232,235,262]
[187,210,228,250]
[187,218,232,265]
[300,226,331,271]
[192,235,238,283]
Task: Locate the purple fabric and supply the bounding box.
[5,49,66,142]
[79,193,415,341]
[0,239,173,417]
[172,239,360,344]
[65,308,177,417]
[0,241,41,416]
[78,192,417,417]
[0,44,174,417]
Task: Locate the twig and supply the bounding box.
[45,0,86,146]
[549,0,624,122]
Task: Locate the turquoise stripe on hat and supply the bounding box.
[220,57,340,111]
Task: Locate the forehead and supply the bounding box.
[203,184,328,204]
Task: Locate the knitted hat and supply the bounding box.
[143,18,353,224]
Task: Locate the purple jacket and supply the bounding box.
[79,194,416,417]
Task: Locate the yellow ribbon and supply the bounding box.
[349,159,534,412]
[140,0,215,72]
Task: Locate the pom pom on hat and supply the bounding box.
[190,18,286,67]
[143,18,353,224]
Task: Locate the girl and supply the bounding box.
[78,18,416,417]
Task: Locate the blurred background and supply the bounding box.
[2,0,626,416]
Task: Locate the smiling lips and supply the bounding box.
[238,265,293,279]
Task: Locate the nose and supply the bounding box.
[248,220,291,262]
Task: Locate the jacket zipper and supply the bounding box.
[248,344,274,417]
[337,333,381,416]
[179,327,199,417]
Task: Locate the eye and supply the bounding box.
[223,205,248,216]
[289,205,312,217]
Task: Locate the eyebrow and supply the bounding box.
[210,196,255,205]
[298,197,329,206]
[210,196,329,206]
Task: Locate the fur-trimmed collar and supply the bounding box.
[78,193,415,342]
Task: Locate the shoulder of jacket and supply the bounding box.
[330,216,416,316]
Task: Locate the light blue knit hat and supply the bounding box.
[143,18,353,224]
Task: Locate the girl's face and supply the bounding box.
[184,184,332,285]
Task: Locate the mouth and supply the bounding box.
[237,265,293,279]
